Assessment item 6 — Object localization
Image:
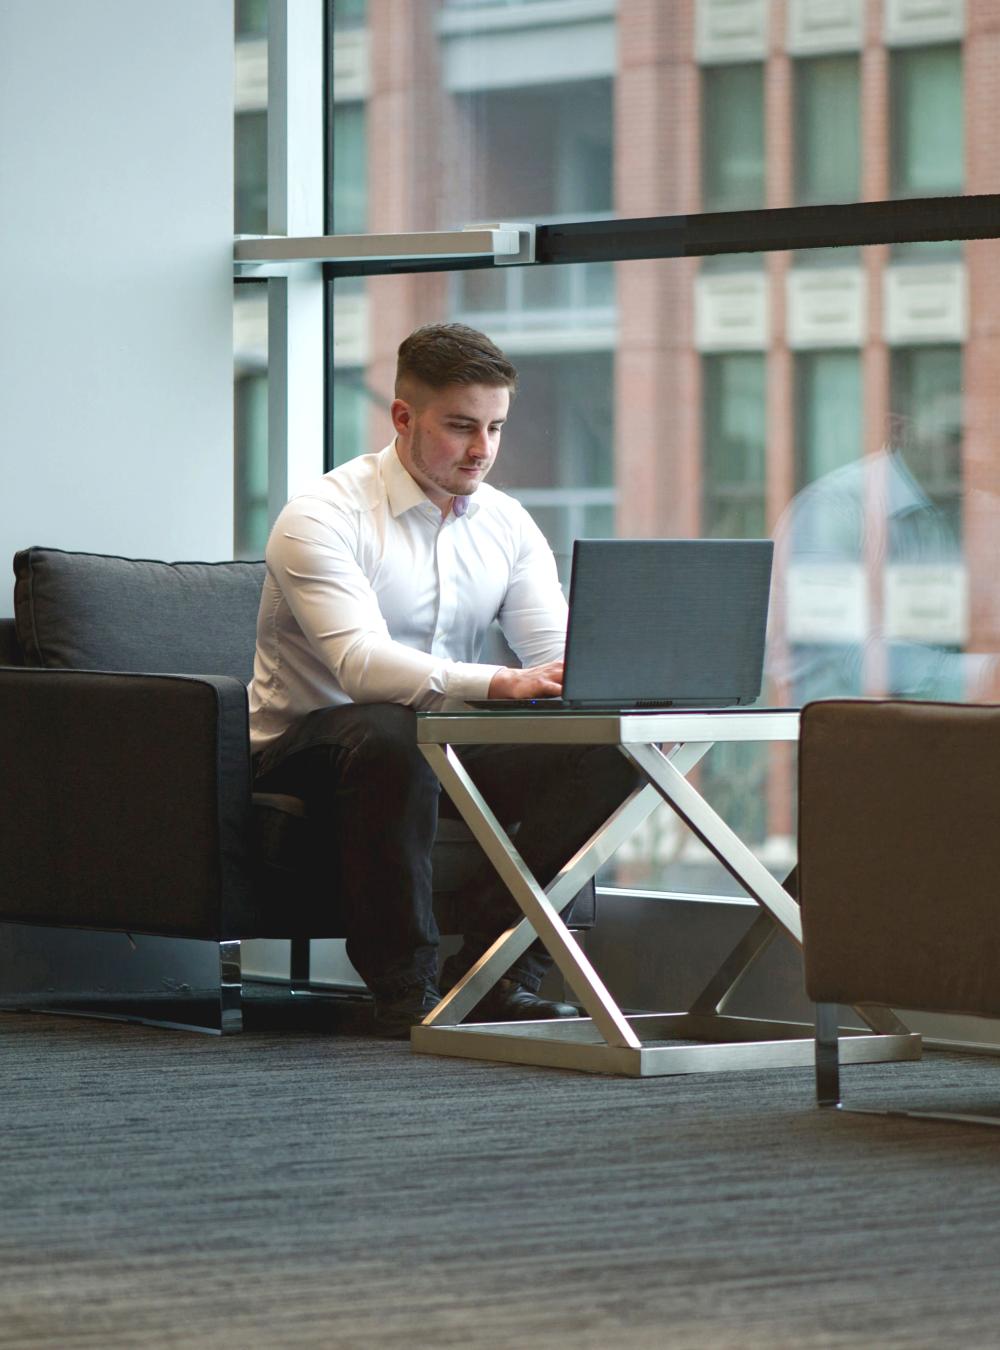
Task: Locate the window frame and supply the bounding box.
[241,2,1000,539]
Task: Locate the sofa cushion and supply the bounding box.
[14,547,265,683]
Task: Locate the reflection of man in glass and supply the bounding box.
[768,416,968,707]
[249,323,637,1035]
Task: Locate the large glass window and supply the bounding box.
[297,4,1000,892]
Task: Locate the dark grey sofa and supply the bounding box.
[0,546,593,1033]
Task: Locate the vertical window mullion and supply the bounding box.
[267,0,326,523]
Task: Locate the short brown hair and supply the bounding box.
[395,323,518,399]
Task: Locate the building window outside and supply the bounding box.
[702,353,767,540]
[796,349,863,491]
[794,55,860,206]
[331,102,367,235]
[783,351,866,705]
[310,4,993,888]
[331,370,376,466]
[454,79,613,312]
[331,0,367,29]
[456,81,612,222]
[702,64,765,212]
[498,351,615,581]
[891,44,963,197]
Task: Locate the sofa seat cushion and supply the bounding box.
[14,547,265,683]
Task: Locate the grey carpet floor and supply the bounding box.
[3,1002,1000,1350]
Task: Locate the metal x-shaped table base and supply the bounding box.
[412,714,920,1077]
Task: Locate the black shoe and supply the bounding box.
[373,984,441,1039]
[468,977,578,1023]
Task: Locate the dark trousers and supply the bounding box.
[252,702,640,999]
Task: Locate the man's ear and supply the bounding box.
[390,397,414,439]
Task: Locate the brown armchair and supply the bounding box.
[799,697,1000,1125]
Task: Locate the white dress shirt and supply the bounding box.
[248,442,568,751]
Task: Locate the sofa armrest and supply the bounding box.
[0,668,254,939]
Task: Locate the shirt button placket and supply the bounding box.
[431,515,457,658]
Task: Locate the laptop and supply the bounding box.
[468,537,774,712]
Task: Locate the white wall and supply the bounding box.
[0,0,234,618]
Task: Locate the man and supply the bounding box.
[249,323,637,1036]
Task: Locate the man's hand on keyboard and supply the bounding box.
[487,659,564,701]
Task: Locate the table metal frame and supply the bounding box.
[411,710,919,1077]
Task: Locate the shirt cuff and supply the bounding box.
[436,661,502,704]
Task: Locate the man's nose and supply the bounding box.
[467,428,491,458]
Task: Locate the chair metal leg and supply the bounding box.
[815,1002,841,1109]
[219,939,244,1035]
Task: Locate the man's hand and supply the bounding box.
[487,658,564,701]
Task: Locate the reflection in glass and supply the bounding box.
[891,345,962,530]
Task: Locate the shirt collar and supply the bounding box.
[381,441,482,521]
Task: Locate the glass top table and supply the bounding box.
[411,708,918,1078]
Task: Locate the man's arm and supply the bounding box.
[268,503,501,706]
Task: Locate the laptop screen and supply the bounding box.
[561,538,773,708]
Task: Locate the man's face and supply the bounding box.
[392,381,510,511]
